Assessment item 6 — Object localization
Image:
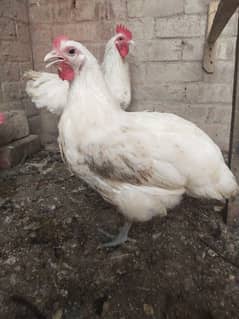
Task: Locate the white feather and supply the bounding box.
[24,71,69,116]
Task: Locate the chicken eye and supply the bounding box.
[118,37,123,41]
[68,48,76,55]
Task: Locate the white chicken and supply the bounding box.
[101,24,132,110]
[42,36,238,247]
[25,25,132,116]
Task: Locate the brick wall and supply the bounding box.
[0,0,40,135]
[28,0,238,150]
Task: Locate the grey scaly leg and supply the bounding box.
[98,221,134,248]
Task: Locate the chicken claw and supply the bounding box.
[98,221,135,248]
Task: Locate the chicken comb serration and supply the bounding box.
[116,24,132,40]
[53,35,69,49]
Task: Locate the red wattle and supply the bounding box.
[117,43,129,58]
[58,62,75,81]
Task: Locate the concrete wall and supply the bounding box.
[28,0,238,150]
[0,0,40,135]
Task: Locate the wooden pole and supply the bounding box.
[227,14,239,226]
[208,0,239,44]
[203,0,239,73]
[203,1,219,73]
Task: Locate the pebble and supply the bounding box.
[143,304,154,316]
[5,256,17,265]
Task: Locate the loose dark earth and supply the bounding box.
[1,150,239,319]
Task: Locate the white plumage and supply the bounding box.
[53,39,238,227]
[101,34,131,110]
[26,37,238,246]
[25,71,69,116]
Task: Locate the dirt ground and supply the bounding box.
[0,149,239,319]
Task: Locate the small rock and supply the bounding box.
[152,233,161,240]
[65,217,72,224]
[5,256,17,265]
[143,304,154,316]
[213,205,224,212]
[63,302,81,319]
[228,243,235,254]
[102,301,110,314]
[207,249,217,257]
[14,265,21,272]
[60,289,68,297]
[49,204,56,211]
[4,215,13,224]
[10,273,17,286]
[0,197,6,208]
[52,309,63,319]
[29,231,37,239]
[24,222,41,231]
[210,221,221,239]
[229,275,235,281]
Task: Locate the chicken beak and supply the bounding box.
[44,50,64,68]
[129,40,135,46]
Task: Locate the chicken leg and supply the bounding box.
[98,221,134,248]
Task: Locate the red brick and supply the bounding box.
[0,110,29,146]
[0,135,41,169]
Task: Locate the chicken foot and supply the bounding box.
[98,221,134,248]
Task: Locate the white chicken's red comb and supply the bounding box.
[52,35,69,50]
[116,24,132,40]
